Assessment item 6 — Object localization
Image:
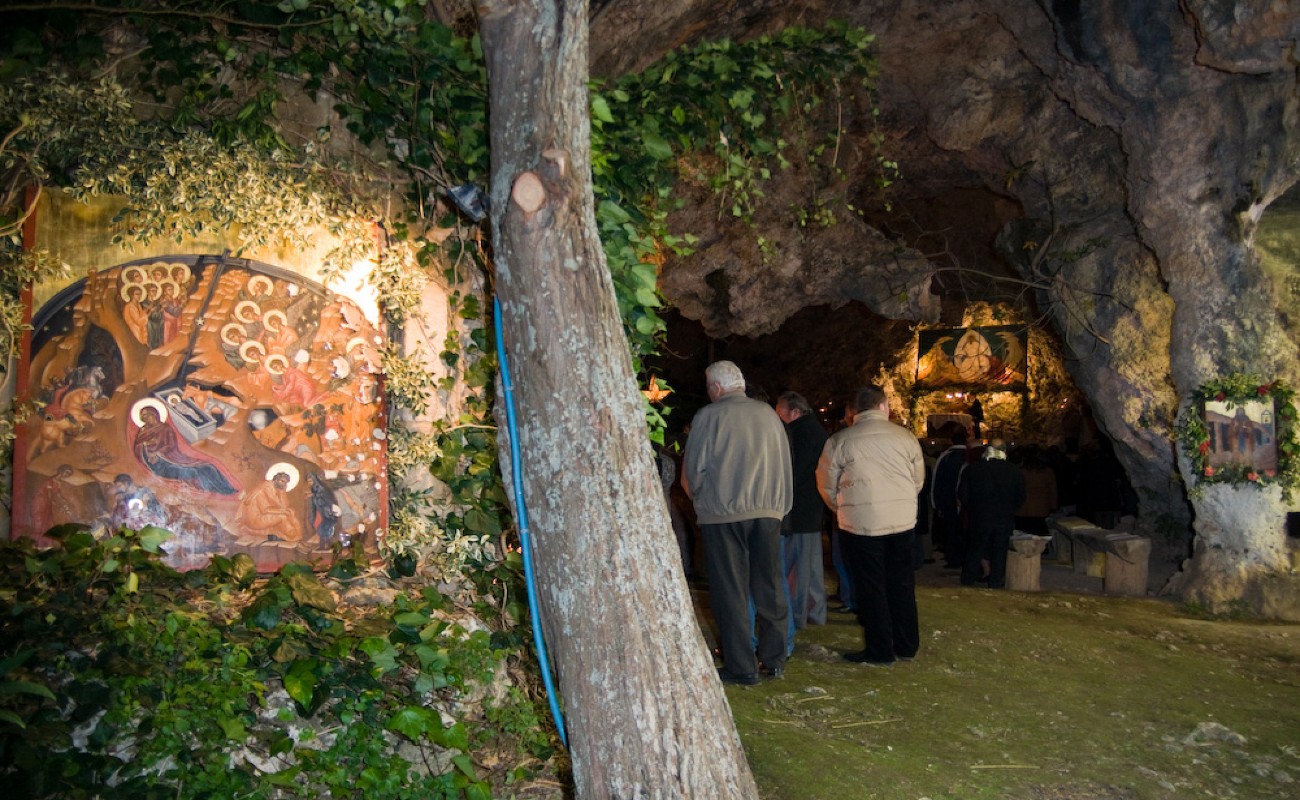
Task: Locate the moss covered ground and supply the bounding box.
[708,570,1300,800]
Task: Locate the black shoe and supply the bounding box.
[758,662,784,680]
[717,667,760,686]
[831,605,857,614]
[842,650,894,667]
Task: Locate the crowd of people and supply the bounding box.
[665,360,1132,686]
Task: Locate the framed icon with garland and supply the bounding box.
[1178,374,1300,497]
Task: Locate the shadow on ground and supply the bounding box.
[693,560,1300,800]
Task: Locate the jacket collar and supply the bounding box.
[854,408,889,424]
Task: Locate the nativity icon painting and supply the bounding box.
[915,326,1028,389]
[14,254,388,572]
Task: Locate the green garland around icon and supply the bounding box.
[1177,374,1299,499]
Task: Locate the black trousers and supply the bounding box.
[964,523,1013,588]
[937,511,966,567]
[841,529,919,663]
[700,518,789,677]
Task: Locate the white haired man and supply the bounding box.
[684,361,793,685]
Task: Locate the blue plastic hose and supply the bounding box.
[493,297,567,746]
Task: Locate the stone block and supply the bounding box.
[1075,530,1113,578]
[1102,534,1151,597]
[1007,534,1049,592]
[1049,516,1097,568]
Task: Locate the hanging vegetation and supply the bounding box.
[0,4,893,795]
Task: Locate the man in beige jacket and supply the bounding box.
[817,385,925,666]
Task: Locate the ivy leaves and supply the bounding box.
[590,23,880,223]
[588,23,884,369]
[0,534,534,798]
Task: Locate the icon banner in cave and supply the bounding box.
[14,254,387,572]
[915,325,1028,388]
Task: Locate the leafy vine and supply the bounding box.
[0,5,897,795]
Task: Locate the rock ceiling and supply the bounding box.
[592,1,1299,423]
[594,0,1095,401]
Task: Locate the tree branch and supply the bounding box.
[0,3,328,30]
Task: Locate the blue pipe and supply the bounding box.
[494,297,567,746]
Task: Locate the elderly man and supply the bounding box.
[817,385,925,666]
[684,361,793,685]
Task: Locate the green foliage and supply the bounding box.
[589,23,888,365]
[2,17,892,788]
[3,6,889,569]
[0,650,56,731]
[1176,374,1300,500]
[0,534,555,799]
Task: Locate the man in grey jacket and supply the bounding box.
[684,361,793,685]
[817,385,925,666]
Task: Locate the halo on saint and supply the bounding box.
[131,397,169,426]
[264,353,289,376]
[239,340,266,364]
[263,309,287,332]
[220,322,247,346]
[265,462,300,491]
[234,300,262,324]
[120,282,145,302]
[122,266,147,285]
[247,274,274,297]
[143,261,182,278]
[345,336,368,354]
[170,263,192,282]
[160,279,181,297]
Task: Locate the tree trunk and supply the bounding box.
[477,1,761,796]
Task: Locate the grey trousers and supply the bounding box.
[701,518,789,677]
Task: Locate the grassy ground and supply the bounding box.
[708,570,1300,800]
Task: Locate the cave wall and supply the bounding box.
[593,0,1300,614]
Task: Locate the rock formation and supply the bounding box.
[593,0,1300,616]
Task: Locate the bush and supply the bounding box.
[0,532,559,799]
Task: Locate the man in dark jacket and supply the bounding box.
[776,391,830,630]
[958,439,1026,588]
[930,429,968,568]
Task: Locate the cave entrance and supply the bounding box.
[646,300,1086,449]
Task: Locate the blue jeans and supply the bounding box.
[782,532,827,627]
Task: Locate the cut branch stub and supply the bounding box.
[540,148,568,180]
[511,171,547,216]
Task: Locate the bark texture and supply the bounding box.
[477,0,760,795]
